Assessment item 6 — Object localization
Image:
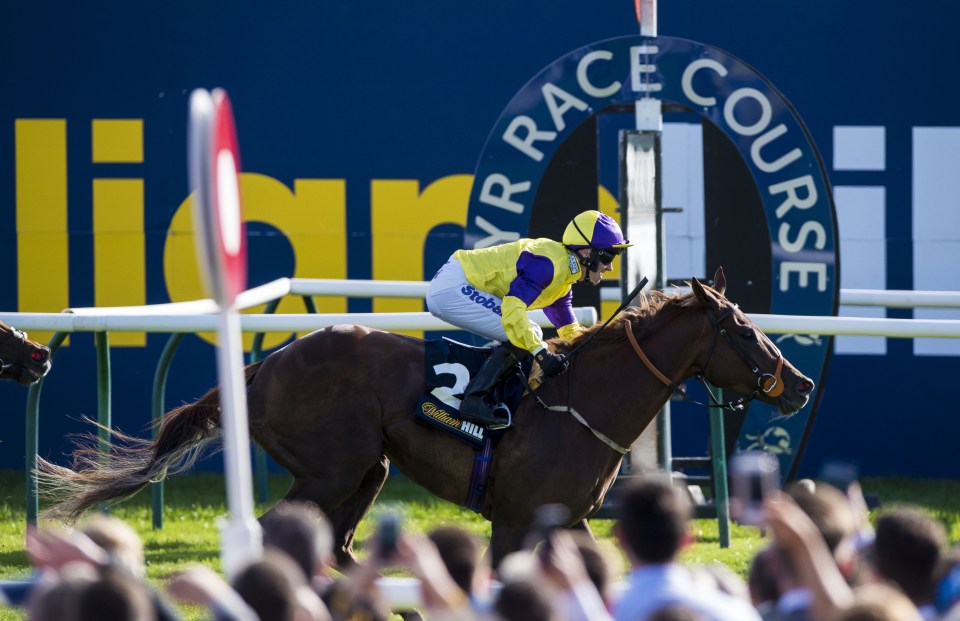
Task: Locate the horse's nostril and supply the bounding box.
[797,380,814,394]
[31,351,46,362]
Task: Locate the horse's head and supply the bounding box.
[689,268,814,416]
[0,320,52,385]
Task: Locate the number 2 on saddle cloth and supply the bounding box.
[415,338,533,448]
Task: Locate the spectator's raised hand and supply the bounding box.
[538,529,590,592]
[763,492,854,620]
[25,525,108,572]
[538,530,612,621]
[763,492,825,555]
[166,565,232,606]
[393,533,470,613]
[845,481,875,549]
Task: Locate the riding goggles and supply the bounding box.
[596,248,622,264]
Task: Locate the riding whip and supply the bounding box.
[567,276,648,360]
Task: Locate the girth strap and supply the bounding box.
[465,436,495,513]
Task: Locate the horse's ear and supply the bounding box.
[692,276,721,310]
[712,267,727,296]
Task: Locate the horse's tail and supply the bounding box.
[37,359,265,522]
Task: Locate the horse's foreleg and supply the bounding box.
[325,456,391,568]
[489,523,530,572]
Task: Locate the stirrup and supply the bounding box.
[487,403,512,430]
[459,398,513,430]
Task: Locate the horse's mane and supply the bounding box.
[552,287,705,355]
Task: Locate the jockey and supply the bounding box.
[426,210,632,426]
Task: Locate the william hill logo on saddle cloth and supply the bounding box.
[416,339,531,448]
[421,401,486,445]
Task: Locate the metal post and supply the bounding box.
[95,331,112,514]
[217,307,263,578]
[635,0,666,472]
[151,333,185,529]
[26,331,67,526]
[710,388,731,548]
[95,332,111,452]
[625,131,668,471]
[249,299,281,365]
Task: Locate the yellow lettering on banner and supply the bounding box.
[164,173,347,349]
[16,120,69,343]
[371,175,472,337]
[92,119,146,345]
[93,179,146,345]
[290,178,348,315]
[92,119,143,163]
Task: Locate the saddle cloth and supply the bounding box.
[415,338,531,448]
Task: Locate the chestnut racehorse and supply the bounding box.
[38,269,814,565]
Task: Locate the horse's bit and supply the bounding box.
[625,304,785,412]
[0,326,36,381]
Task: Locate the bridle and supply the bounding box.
[625,304,785,411]
[0,325,44,382]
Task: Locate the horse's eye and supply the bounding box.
[742,329,756,341]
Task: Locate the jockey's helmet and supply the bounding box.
[562,210,633,251]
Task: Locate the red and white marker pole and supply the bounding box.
[188,88,261,579]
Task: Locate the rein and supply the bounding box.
[530,277,648,455]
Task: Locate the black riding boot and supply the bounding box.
[458,345,522,426]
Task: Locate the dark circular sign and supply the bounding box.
[466,35,838,478]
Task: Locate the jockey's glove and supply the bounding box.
[534,347,568,377]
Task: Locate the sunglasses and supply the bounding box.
[596,248,621,264]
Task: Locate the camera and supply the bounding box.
[376,512,401,559]
[730,451,780,526]
[532,503,570,558]
[818,457,860,492]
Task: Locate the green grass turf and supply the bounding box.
[1,470,959,620]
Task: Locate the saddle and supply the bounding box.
[415,338,533,448]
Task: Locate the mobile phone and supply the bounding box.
[376,512,401,558]
[730,451,780,526]
[818,458,860,492]
[532,503,570,558]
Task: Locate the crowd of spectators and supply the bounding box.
[3,467,960,621]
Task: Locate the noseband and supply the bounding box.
[0,326,36,382]
[625,304,785,411]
